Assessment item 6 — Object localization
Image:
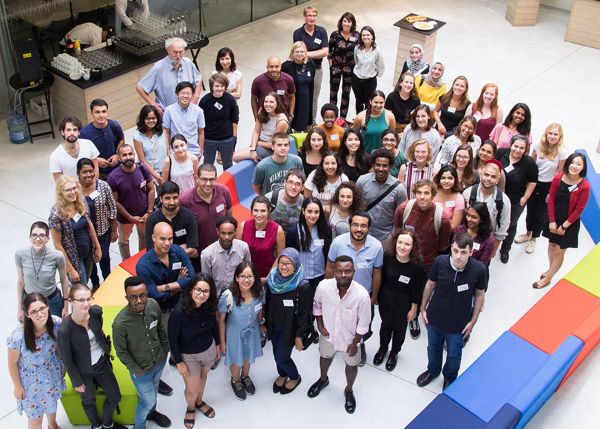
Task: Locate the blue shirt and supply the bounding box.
[136,244,195,309]
[138,56,202,109]
[163,102,205,157]
[327,232,383,292]
[79,120,124,176]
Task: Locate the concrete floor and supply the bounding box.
[0,0,599,427]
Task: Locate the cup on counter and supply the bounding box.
[82,68,91,81]
[69,69,82,80]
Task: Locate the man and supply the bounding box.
[265,168,306,231]
[252,133,304,195]
[181,163,233,257]
[137,37,202,113]
[145,181,198,259]
[317,103,345,152]
[108,144,155,260]
[308,255,371,414]
[325,211,383,365]
[112,276,171,428]
[416,233,487,390]
[356,148,407,240]
[201,216,251,295]
[63,23,107,47]
[116,0,149,31]
[250,56,296,120]
[79,99,125,179]
[49,117,99,181]
[163,81,205,158]
[463,160,512,261]
[293,6,329,121]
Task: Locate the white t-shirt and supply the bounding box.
[212,69,243,94]
[305,170,349,207]
[49,139,100,178]
[87,329,104,366]
[533,142,568,182]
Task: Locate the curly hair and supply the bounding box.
[301,127,329,157]
[181,273,218,315]
[55,175,88,219]
[330,181,364,213]
[434,164,460,194]
[312,151,342,193]
[384,228,422,264]
[230,262,263,306]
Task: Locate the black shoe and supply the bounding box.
[358,343,366,367]
[241,375,256,395]
[147,410,171,427]
[231,378,246,400]
[273,377,286,393]
[104,424,128,429]
[385,353,398,372]
[373,346,387,366]
[416,371,437,387]
[409,318,421,339]
[280,376,301,395]
[500,251,509,264]
[158,379,173,396]
[307,377,329,398]
[168,355,176,367]
[443,377,455,390]
[344,389,356,414]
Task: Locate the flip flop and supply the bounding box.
[196,401,215,418]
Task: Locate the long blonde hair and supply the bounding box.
[55,175,87,219]
[537,123,564,161]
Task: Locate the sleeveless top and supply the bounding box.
[473,115,496,141]
[362,112,389,153]
[169,155,195,194]
[405,162,434,199]
[439,100,470,134]
[258,113,289,142]
[242,219,279,278]
[329,206,350,237]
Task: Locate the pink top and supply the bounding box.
[242,219,279,278]
[489,124,532,149]
[434,193,465,220]
[313,279,371,352]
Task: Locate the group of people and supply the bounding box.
[10,5,592,429]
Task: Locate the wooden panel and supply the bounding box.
[565,0,600,48]
[394,28,437,85]
[506,0,540,26]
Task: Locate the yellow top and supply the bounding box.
[415,74,447,107]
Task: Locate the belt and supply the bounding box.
[47,288,60,300]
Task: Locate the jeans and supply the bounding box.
[426,324,465,380]
[118,222,146,260]
[204,137,235,171]
[47,289,64,317]
[75,252,94,287]
[270,327,299,380]
[131,361,165,429]
[90,228,112,286]
[80,355,122,428]
[525,181,551,238]
[501,202,526,254]
[351,75,377,114]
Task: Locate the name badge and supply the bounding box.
[445,200,456,208]
[89,190,100,200]
[399,275,411,284]
[175,229,186,237]
[149,320,158,329]
[314,239,324,247]
[214,102,223,110]
[349,36,357,42]
[255,230,266,238]
[254,303,262,312]
[447,106,457,114]
[568,184,578,193]
[357,261,370,269]
[473,242,481,250]
[140,180,147,189]
[283,299,294,307]
[307,71,311,77]
[72,213,82,222]
[314,37,322,44]
[216,203,225,213]
[276,89,285,96]
[504,165,514,174]
[457,284,469,292]
[330,134,339,141]
[43,265,55,272]
[172,262,182,270]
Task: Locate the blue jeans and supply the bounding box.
[74,252,94,287]
[47,289,64,317]
[130,361,165,429]
[271,327,299,380]
[426,324,465,380]
[90,228,112,286]
[204,137,235,171]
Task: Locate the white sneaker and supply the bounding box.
[526,238,537,254]
[515,233,531,244]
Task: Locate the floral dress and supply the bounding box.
[7,316,65,419]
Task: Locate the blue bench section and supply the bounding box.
[579,149,600,244]
[228,160,256,209]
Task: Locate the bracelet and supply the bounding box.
[250,148,256,152]
[260,317,265,325]
[164,283,170,292]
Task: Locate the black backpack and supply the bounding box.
[468,184,504,227]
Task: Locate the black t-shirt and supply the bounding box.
[385,91,420,124]
[381,254,426,304]
[293,25,329,68]
[199,92,239,140]
[427,255,487,333]
[495,149,538,202]
[145,206,199,251]
[167,303,220,363]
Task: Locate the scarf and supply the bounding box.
[268,248,305,294]
[406,44,427,74]
[424,62,445,88]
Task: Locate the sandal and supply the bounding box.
[48,425,62,429]
[184,407,196,428]
[196,400,215,418]
[532,279,551,289]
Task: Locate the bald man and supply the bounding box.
[251,55,296,120]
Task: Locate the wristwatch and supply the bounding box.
[164,283,171,292]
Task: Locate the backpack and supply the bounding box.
[402,199,443,236]
[269,189,281,209]
[468,184,504,227]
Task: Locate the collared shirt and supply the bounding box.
[462,185,512,241]
[135,244,195,309]
[145,206,199,251]
[293,24,329,68]
[84,179,117,236]
[180,184,233,253]
[163,102,205,157]
[313,279,371,352]
[356,173,407,240]
[138,56,201,108]
[251,72,296,115]
[112,298,169,374]
[327,233,383,292]
[201,239,251,294]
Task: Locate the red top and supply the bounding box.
[547,173,590,224]
[242,219,280,278]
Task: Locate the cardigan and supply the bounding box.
[547,173,590,225]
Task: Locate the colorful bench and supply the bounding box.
[579,149,600,244]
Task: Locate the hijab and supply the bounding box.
[267,248,305,294]
[406,44,427,74]
[424,61,445,88]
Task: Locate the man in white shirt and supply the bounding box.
[49,117,99,182]
[115,0,149,30]
[63,23,107,47]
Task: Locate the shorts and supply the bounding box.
[181,341,217,375]
[318,335,360,367]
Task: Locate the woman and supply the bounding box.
[213,47,243,101]
[168,274,220,428]
[353,90,396,153]
[77,158,118,290]
[237,196,285,283]
[401,43,429,75]
[326,182,364,237]
[339,128,371,182]
[133,105,167,185]
[282,41,316,132]
[495,135,538,263]
[58,284,124,429]
[233,92,289,163]
[466,83,503,141]
[161,134,198,195]
[489,102,532,149]
[7,293,64,429]
[299,127,329,177]
[381,128,407,178]
[385,72,421,134]
[433,165,465,231]
[475,139,497,170]
[200,73,239,171]
[433,75,471,137]
[374,229,425,371]
[450,144,477,192]
[304,152,349,208]
[16,222,68,320]
[218,262,265,400]
[398,104,442,159]
[436,116,481,166]
[328,12,360,122]
[455,202,495,267]
[399,139,434,199]
[515,123,569,254]
[352,26,385,113]
[49,176,101,286]
[414,61,447,107]
[536,153,590,288]
[265,249,312,394]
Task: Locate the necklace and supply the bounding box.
[31,247,47,280]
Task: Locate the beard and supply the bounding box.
[121,159,135,168]
[65,135,78,143]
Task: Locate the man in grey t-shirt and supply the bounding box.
[265,168,306,231]
[252,133,304,195]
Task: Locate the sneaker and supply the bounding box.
[358,343,366,367]
[231,378,246,400]
[147,410,171,427]
[500,251,509,264]
[409,318,421,340]
[241,375,256,395]
[514,233,530,244]
[525,238,536,254]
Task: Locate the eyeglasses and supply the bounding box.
[28,305,48,316]
[72,297,93,304]
[199,177,216,183]
[456,155,470,160]
[382,137,397,142]
[30,233,48,240]
[278,261,293,268]
[237,275,255,281]
[64,187,79,193]
[145,117,158,122]
[286,180,303,188]
[192,287,210,295]
[127,293,147,301]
